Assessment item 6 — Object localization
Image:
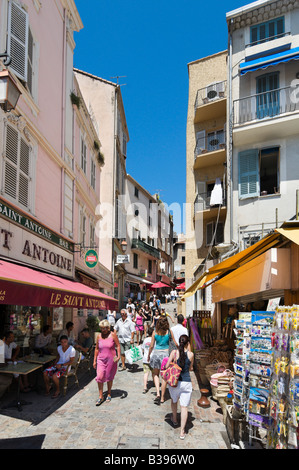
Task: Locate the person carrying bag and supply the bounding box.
[164,334,194,440]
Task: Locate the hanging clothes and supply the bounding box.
[210,178,223,206]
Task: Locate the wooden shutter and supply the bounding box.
[4,124,30,207]
[8,1,29,82]
[18,137,30,207]
[238,149,259,199]
[4,124,18,200]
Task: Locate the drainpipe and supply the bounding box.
[60,8,67,235]
[111,85,118,299]
[228,19,234,244]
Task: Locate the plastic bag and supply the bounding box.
[125,345,143,365]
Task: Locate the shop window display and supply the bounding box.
[4,306,42,352]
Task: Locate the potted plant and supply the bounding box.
[86,315,100,343]
[70,91,81,109]
[97,151,105,167]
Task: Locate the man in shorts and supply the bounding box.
[115,310,135,371]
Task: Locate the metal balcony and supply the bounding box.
[194,130,226,156]
[194,80,227,123]
[194,190,227,213]
[233,85,299,126]
[131,238,160,259]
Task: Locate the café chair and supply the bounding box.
[62,351,82,396]
[80,345,95,374]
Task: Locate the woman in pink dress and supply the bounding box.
[93,320,120,406]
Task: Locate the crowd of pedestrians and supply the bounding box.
[93,293,194,440]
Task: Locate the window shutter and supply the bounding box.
[18,138,30,207]
[4,124,30,208]
[238,149,259,199]
[4,124,18,200]
[8,1,29,82]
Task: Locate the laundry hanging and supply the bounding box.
[210,178,223,206]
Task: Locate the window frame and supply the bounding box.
[250,16,285,46]
[3,121,33,211]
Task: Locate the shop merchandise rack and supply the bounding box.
[232,311,275,447]
[247,312,275,445]
[233,313,252,415]
[267,305,299,449]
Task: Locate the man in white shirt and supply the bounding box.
[115,310,135,371]
[171,314,189,347]
[34,325,52,355]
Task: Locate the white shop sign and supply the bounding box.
[0,218,73,277]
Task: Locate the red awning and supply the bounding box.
[176,282,185,290]
[150,281,170,289]
[0,259,118,310]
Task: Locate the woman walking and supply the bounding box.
[143,304,152,337]
[165,334,194,440]
[135,308,146,346]
[93,320,120,406]
[147,316,176,405]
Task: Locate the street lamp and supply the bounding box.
[121,240,127,253]
[0,69,21,112]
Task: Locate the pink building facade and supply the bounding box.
[0,0,115,344]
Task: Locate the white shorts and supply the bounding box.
[168,381,192,407]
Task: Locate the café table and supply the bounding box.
[24,353,57,366]
[24,353,57,393]
[0,362,42,411]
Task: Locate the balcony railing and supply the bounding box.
[245,31,291,48]
[194,80,227,111]
[194,130,226,159]
[194,190,227,213]
[131,238,160,259]
[233,85,299,126]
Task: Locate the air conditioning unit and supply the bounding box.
[244,234,261,249]
[204,82,225,103]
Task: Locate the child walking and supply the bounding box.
[141,327,153,394]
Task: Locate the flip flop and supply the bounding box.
[96,398,105,406]
[106,396,112,403]
[170,418,179,427]
[154,396,160,405]
[142,389,148,394]
[52,392,60,399]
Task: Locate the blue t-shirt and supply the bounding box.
[155,332,170,350]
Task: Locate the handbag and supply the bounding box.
[160,352,182,387]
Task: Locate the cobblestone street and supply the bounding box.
[0,303,230,450]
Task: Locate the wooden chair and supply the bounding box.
[80,345,95,374]
[62,351,82,396]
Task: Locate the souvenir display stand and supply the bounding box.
[247,312,274,445]
[267,305,299,449]
[226,311,275,447]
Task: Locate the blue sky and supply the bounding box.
[73,0,249,234]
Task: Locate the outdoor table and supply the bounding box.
[0,362,42,411]
[24,353,56,366]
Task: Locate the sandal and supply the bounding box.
[180,433,186,440]
[96,398,105,406]
[170,418,179,427]
[154,396,160,405]
[142,389,148,394]
[52,392,60,399]
[106,396,112,403]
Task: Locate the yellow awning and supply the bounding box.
[181,273,208,300]
[181,232,281,300]
[275,227,299,246]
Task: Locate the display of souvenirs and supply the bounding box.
[247,312,275,432]
[233,315,252,414]
[267,305,299,449]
